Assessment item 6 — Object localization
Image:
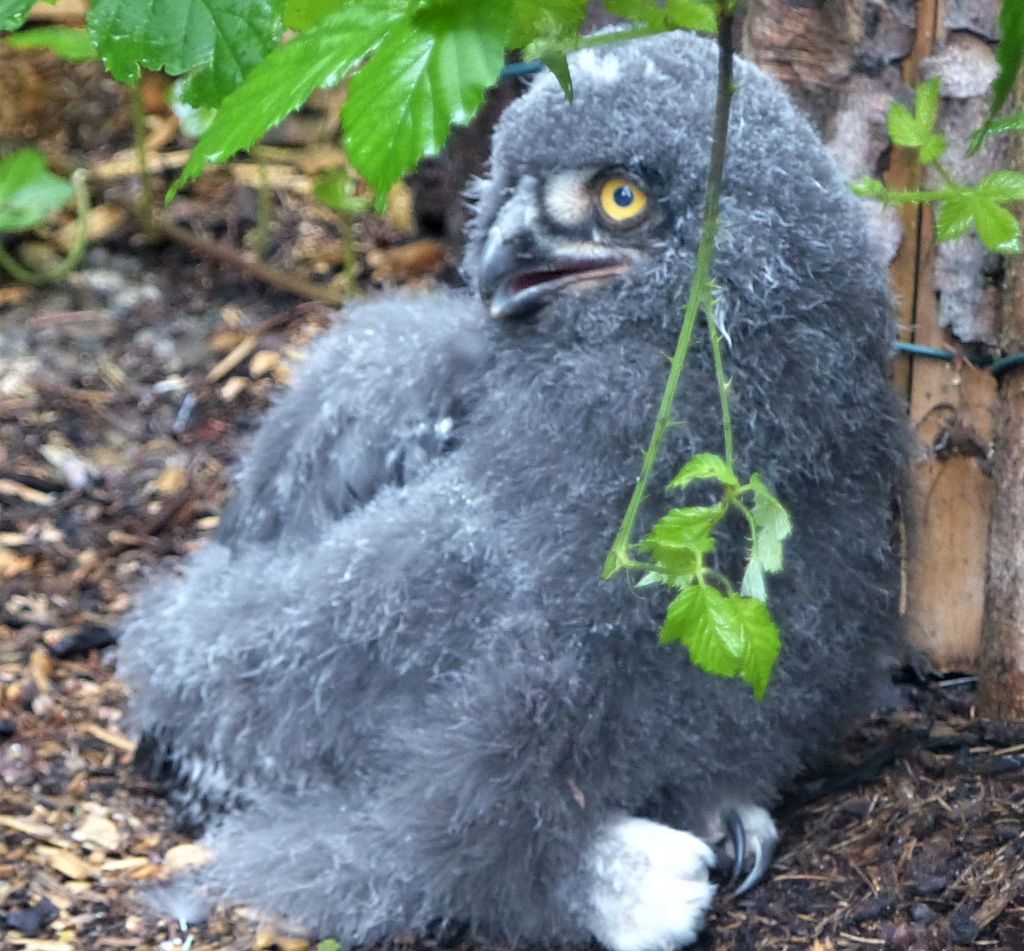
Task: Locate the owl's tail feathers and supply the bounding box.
[147,789,428,944]
[141,770,608,946]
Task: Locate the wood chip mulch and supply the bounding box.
[2,247,1023,951]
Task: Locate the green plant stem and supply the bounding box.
[0,169,91,285]
[130,83,157,240]
[341,215,358,291]
[253,155,272,258]
[736,499,758,548]
[706,309,734,470]
[703,565,735,594]
[870,184,959,205]
[603,8,737,580]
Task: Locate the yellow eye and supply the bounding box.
[599,177,649,224]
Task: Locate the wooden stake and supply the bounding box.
[896,0,998,670]
[979,74,1024,717]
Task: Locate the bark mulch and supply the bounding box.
[2,239,1023,951]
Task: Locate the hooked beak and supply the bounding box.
[477,226,629,320]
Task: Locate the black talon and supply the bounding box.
[733,832,775,896]
[722,808,746,890]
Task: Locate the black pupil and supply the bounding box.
[613,185,634,207]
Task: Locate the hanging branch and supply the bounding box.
[603,7,737,578]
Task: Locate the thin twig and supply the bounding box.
[153,217,346,306]
[707,315,734,469]
[253,154,273,258]
[130,84,157,241]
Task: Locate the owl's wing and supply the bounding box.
[215,289,490,550]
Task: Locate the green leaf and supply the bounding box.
[660,586,780,699]
[169,77,218,138]
[508,0,587,49]
[6,26,98,61]
[541,49,574,99]
[284,0,343,30]
[0,0,39,32]
[316,941,342,951]
[728,596,782,699]
[887,80,943,154]
[646,506,724,551]
[665,0,716,33]
[918,132,947,165]
[87,0,283,105]
[170,1,406,200]
[607,0,718,33]
[887,102,922,147]
[936,193,976,242]
[0,148,74,233]
[746,474,791,575]
[314,168,371,214]
[661,586,741,665]
[974,197,1021,254]
[969,110,1024,156]
[667,452,739,491]
[343,4,509,198]
[741,474,791,602]
[640,504,724,582]
[740,559,767,602]
[977,170,1024,203]
[604,0,667,27]
[914,77,941,135]
[520,20,581,99]
[991,0,1024,117]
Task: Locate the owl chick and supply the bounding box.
[120,30,904,951]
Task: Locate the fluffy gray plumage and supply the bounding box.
[120,31,904,949]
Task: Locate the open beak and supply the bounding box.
[478,225,629,320]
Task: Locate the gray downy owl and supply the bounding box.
[120,29,905,951]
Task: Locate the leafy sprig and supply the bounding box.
[601,7,790,700]
[853,77,1024,254]
[886,78,947,164]
[170,1,526,201]
[637,457,790,699]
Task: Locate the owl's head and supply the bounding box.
[464,31,876,346]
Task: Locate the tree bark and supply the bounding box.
[746,0,1006,673]
[979,75,1024,718]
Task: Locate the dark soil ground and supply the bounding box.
[2,47,1023,951]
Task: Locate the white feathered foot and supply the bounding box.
[584,816,716,951]
[582,806,778,951]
